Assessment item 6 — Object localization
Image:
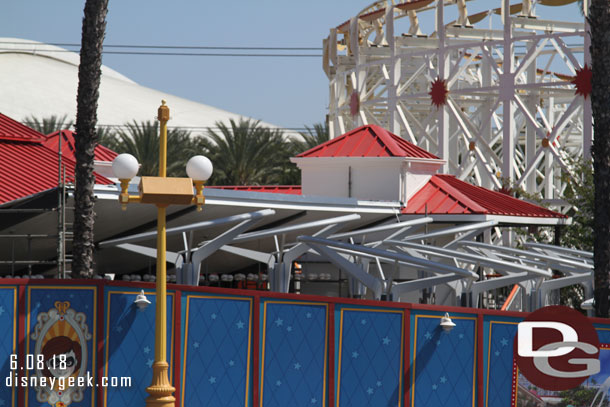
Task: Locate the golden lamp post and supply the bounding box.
[111,100,213,406]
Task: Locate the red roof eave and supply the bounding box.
[297,124,439,160]
[404,175,567,219]
[208,185,302,195]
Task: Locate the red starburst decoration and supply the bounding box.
[571,64,592,99]
[429,77,449,108]
[350,91,360,117]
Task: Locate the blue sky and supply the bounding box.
[1,1,585,130]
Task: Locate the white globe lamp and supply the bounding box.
[112,153,140,180]
[187,155,213,212]
[186,155,213,181]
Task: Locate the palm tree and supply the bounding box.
[590,0,610,317]
[72,0,109,278]
[292,122,330,154]
[96,125,116,147]
[199,119,291,185]
[105,120,196,177]
[22,115,74,134]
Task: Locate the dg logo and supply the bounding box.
[514,305,601,391]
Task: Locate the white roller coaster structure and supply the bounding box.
[323,0,590,210]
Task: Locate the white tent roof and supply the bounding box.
[0,38,282,132]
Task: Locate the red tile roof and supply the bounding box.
[44,130,118,162]
[0,115,114,205]
[403,175,567,218]
[296,124,439,159]
[0,113,46,143]
[208,185,302,195]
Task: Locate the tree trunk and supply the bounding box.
[73,0,109,278]
[590,0,610,317]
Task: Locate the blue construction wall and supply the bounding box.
[410,311,477,407]
[336,306,403,407]
[2,280,609,407]
[103,287,175,406]
[181,294,252,407]
[259,300,327,407]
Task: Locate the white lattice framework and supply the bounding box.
[323,0,591,209]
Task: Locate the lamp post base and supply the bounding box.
[145,361,175,407]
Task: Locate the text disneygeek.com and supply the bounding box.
[5,372,132,389]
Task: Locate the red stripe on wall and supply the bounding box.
[17,285,25,407]
[96,281,104,407]
[403,308,410,407]
[253,296,260,407]
[477,314,484,407]
[328,303,335,407]
[174,290,182,407]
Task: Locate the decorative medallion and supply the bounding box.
[429,77,449,108]
[31,301,92,407]
[571,64,592,99]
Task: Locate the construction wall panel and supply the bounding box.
[335,307,404,407]
[259,300,328,407]
[0,287,17,407]
[25,286,97,407]
[410,311,477,407]
[181,294,253,407]
[103,288,174,407]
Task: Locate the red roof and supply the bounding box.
[0,115,114,205]
[296,125,439,159]
[208,185,302,195]
[210,176,564,219]
[44,130,118,162]
[404,175,567,218]
[0,113,46,143]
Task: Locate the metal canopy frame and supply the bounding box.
[298,219,591,311]
[102,205,591,311]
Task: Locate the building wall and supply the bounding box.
[0,280,606,407]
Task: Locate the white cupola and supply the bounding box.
[290,125,445,205]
